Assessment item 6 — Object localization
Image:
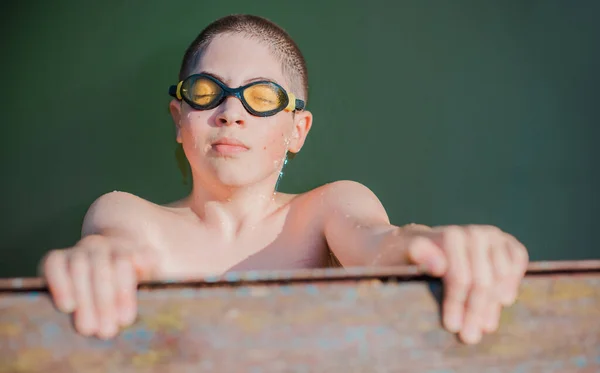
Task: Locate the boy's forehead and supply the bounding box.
[192,33,287,88]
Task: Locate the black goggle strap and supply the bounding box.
[169,80,306,112]
[284,93,306,112]
[168,81,184,100]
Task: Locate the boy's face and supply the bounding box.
[169,33,312,189]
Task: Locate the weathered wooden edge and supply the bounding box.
[1,260,599,292]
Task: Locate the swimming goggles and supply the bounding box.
[169,73,305,117]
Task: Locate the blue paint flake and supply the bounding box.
[224,272,240,282]
[511,363,529,373]
[344,288,357,301]
[236,287,251,296]
[27,292,41,301]
[373,326,388,335]
[304,284,319,295]
[244,271,260,281]
[41,322,61,338]
[279,285,293,295]
[179,288,196,298]
[572,356,588,368]
[204,275,220,283]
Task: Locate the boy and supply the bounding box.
[40,14,528,345]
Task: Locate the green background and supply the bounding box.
[1,1,598,277]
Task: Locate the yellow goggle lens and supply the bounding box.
[243,84,286,112]
[184,78,221,106]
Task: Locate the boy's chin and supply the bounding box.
[207,168,277,190]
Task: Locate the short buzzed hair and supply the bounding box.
[178,14,309,104]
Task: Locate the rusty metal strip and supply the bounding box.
[2,259,600,292]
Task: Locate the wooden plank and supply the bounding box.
[1,260,599,373]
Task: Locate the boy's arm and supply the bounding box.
[40,191,160,339]
[320,181,528,345]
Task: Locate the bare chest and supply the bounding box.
[152,210,331,279]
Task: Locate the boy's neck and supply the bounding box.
[186,172,284,238]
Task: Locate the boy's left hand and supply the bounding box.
[401,224,528,344]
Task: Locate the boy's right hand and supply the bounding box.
[40,235,156,339]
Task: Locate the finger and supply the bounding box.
[70,252,97,336]
[91,250,118,339]
[43,250,76,313]
[504,236,529,304]
[492,238,514,306]
[440,227,470,334]
[114,255,138,327]
[460,228,492,345]
[483,231,508,330]
[407,236,447,276]
[481,301,502,333]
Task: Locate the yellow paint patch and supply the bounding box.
[143,307,184,331]
[416,319,434,332]
[0,323,22,337]
[551,279,596,301]
[67,353,121,373]
[516,282,547,306]
[498,306,517,327]
[131,349,171,368]
[356,280,382,297]
[281,307,326,325]
[234,312,267,333]
[486,340,529,357]
[0,348,52,373]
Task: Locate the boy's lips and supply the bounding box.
[211,137,249,154]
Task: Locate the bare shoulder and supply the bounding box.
[81,191,163,237]
[291,180,390,224]
[298,180,385,207]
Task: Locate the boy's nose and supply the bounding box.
[215,97,246,126]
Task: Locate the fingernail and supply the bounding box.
[462,326,481,344]
[101,320,117,338]
[79,316,96,336]
[445,314,461,333]
[60,299,76,313]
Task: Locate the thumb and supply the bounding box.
[406,237,448,277]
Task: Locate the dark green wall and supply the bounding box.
[2,1,598,277]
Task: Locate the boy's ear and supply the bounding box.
[288,110,313,155]
[169,99,183,143]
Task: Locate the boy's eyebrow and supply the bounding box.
[201,71,278,86]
